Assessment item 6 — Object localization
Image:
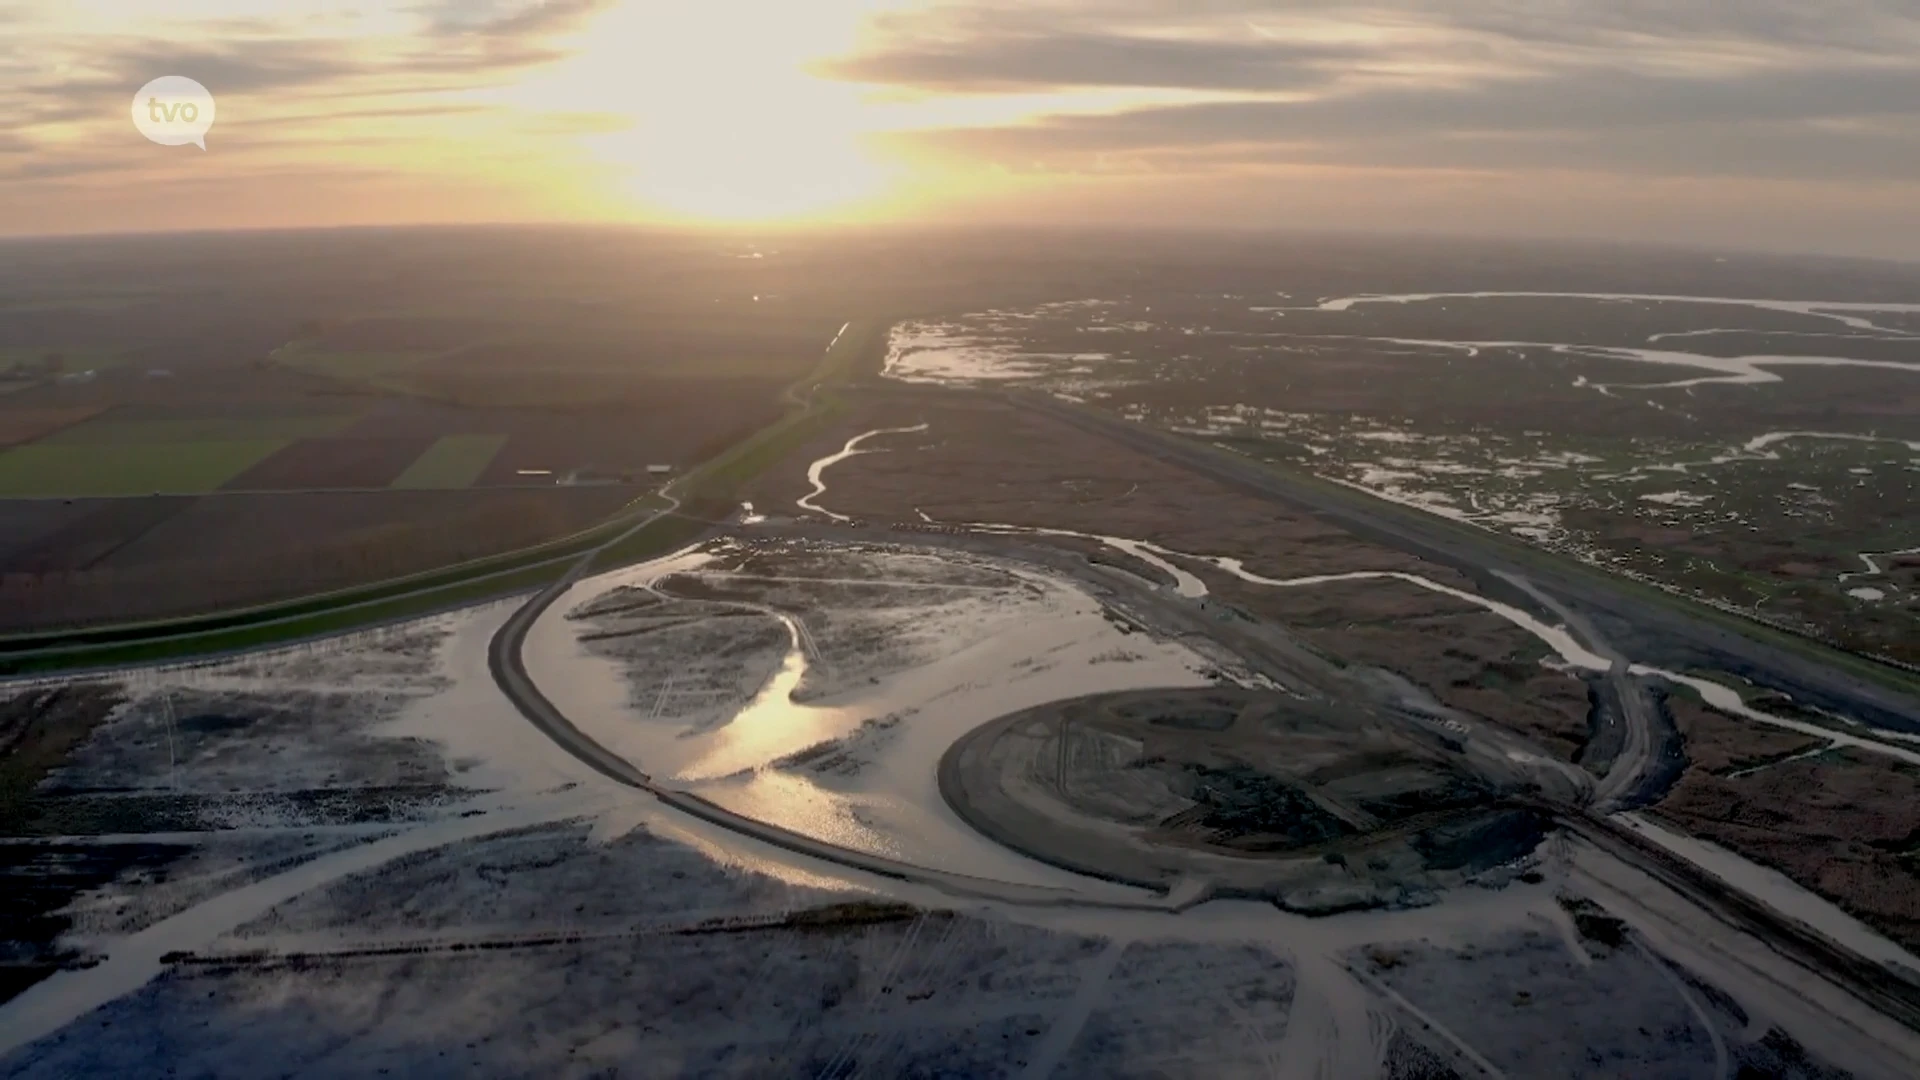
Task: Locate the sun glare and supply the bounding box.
[518,0,907,224]
[592,79,894,223]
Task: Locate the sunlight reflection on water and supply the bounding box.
[673,615,860,782]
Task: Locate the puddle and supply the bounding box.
[1639,491,1711,507]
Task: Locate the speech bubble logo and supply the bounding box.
[131,76,216,150]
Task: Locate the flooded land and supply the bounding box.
[6,244,1920,1077]
[883,290,1920,663]
[9,513,1915,1076]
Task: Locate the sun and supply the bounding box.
[518,0,905,224]
[590,77,894,224]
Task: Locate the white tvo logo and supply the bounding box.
[131,76,216,150]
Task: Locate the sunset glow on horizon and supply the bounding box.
[6,1,1920,257]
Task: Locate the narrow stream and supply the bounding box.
[960,518,1920,768]
[796,424,929,521]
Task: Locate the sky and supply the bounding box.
[5,0,1920,259]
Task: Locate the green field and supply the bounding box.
[0,440,288,496]
[390,434,507,490]
[44,414,355,445]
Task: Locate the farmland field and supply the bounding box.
[18,225,1907,636]
[0,315,822,616]
[0,487,633,629]
[267,346,435,387]
[42,414,354,445]
[0,497,190,573]
[0,407,104,447]
[224,437,432,490]
[390,434,508,490]
[0,441,287,497]
[0,228,888,627]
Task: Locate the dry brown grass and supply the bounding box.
[1655,746,1920,952]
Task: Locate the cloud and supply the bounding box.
[76,41,368,97]
[1,1,614,143]
[406,0,615,70]
[414,0,612,40]
[841,1,1920,188]
[0,1,617,200]
[0,39,378,143]
[5,0,1920,252]
[468,0,613,39]
[819,31,1360,92]
[1425,0,1920,56]
[0,155,124,181]
[916,63,1920,147]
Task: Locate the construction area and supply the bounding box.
[940,687,1551,911]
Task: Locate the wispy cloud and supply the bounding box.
[820,31,1362,93]
[426,0,613,39]
[1,0,615,193]
[839,1,1920,192]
